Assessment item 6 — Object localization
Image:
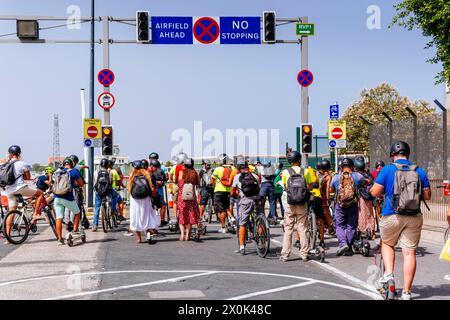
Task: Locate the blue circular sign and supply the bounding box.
[297,69,314,87]
[329,140,336,148]
[84,139,92,147]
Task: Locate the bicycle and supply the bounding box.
[100,195,114,233]
[242,205,271,258]
[3,194,58,245]
[74,187,90,230]
[306,197,325,262]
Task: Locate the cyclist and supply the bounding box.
[318,159,335,236]
[53,157,84,245]
[258,161,277,225]
[329,158,365,256]
[149,152,169,226]
[280,151,310,262]
[231,157,261,255]
[65,154,87,231]
[2,146,45,225]
[371,160,385,181]
[36,166,55,210]
[211,154,237,234]
[169,152,188,220]
[370,141,431,300]
[372,160,385,228]
[92,158,113,232]
[109,159,126,222]
[199,159,214,223]
[354,157,376,239]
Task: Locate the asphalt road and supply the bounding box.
[0,216,448,300]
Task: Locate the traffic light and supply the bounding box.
[17,20,39,40]
[263,11,276,44]
[102,126,113,156]
[301,124,313,154]
[136,11,150,43]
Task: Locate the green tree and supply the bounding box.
[341,83,433,154]
[391,0,450,84]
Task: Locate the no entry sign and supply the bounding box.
[331,127,343,139]
[297,69,314,87]
[328,120,347,140]
[98,69,115,87]
[193,17,220,44]
[87,126,98,138]
[98,92,115,110]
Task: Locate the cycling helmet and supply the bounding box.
[68,155,79,166]
[149,152,159,160]
[287,151,301,164]
[354,157,366,171]
[316,162,322,171]
[150,159,161,168]
[340,158,354,169]
[132,160,143,169]
[390,141,410,157]
[202,159,211,165]
[184,158,194,169]
[375,160,385,169]
[320,159,331,171]
[63,157,74,168]
[176,152,188,164]
[100,158,110,168]
[8,145,21,156]
[44,167,55,174]
[217,153,230,165]
[235,156,248,170]
[141,159,149,170]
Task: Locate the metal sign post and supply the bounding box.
[102,16,110,126]
[301,16,309,167]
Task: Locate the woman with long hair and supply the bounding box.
[177,158,200,241]
[128,160,159,244]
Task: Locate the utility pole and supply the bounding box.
[301,16,309,167]
[87,0,95,208]
[102,16,110,126]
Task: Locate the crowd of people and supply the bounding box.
[1,140,448,300]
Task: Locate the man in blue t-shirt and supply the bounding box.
[330,158,365,256]
[371,141,431,300]
[54,158,85,245]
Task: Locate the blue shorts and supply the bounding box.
[54,198,80,219]
[157,187,167,205]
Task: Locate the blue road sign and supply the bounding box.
[151,17,193,44]
[329,140,337,148]
[84,139,92,147]
[297,70,314,87]
[330,104,339,119]
[219,17,261,44]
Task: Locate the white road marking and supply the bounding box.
[148,290,205,299]
[270,238,382,300]
[227,280,316,300]
[44,272,216,300]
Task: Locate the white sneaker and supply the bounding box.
[400,291,412,300]
[379,273,394,285]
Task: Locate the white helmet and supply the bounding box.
[176,152,188,165]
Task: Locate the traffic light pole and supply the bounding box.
[87,0,95,208]
[300,16,309,167]
[102,16,111,127]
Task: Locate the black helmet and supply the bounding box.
[141,159,149,169]
[184,158,194,169]
[316,162,322,171]
[375,160,385,169]
[287,151,301,164]
[340,158,354,169]
[354,157,366,171]
[8,145,21,156]
[390,141,410,157]
[149,152,159,160]
[202,159,211,166]
[150,159,161,168]
[132,160,143,169]
[217,153,230,165]
[320,159,331,171]
[236,156,248,170]
[63,157,74,168]
[100,158,110,168]
[69,155,79,166]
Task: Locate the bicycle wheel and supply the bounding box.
[254,215,270,258]
[445,227,450,244]
[3,210,30,245]
[307,206,318,250]
[101,204,109,233]
[46,208,59,240]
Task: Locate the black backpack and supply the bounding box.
[287,167,309,205]
[0,160,18,188]
[95,170,111,197]
[131,175,152,199]
[239,172,260,197]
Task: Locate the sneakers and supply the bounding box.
[279,256,288,262]
[57,239,65,246]
[336,245,349,256]
[379,273,395,285]
[400,291,412,300]
[300,255,310,262]
[124,230,134,237]
[92,225,97,232]
[218,227,226,234]
[239,246,245,255]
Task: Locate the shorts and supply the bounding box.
[214,192,230,213]
[380,214,423,250]
[54,198,80,219]
[157,187,167,205]
[200,188,213,206]
[310,196,325,220]
[172,185,179,205]
[7,185,38,208]
[237,196,259,226]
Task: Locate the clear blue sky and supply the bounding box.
[0,0,445,164]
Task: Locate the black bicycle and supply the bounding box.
[74,187,90,230]
[100,195,113,233]
[245,206,271,258]
[307,197,325,262]
[3,194,58,245]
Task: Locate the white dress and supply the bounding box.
[129,196,159,232]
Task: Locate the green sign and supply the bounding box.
[296,23,315,36]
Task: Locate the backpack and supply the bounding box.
[53,169,73,196]
[181,183,195,201]
[201,169,213,188]
[337,172,358,208]
[36,175,49,192]
[153,168,165,183]
[95,170,111,197]
[131,175,152,199]
[286,168,309,205]
[260,164,276,180]
[220,166,234,187]
[392,163,421,215]
[0,160,19,188]
[359,172,374,201]
[239,172,260,197]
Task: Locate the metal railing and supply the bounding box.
[422,179,448,226]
